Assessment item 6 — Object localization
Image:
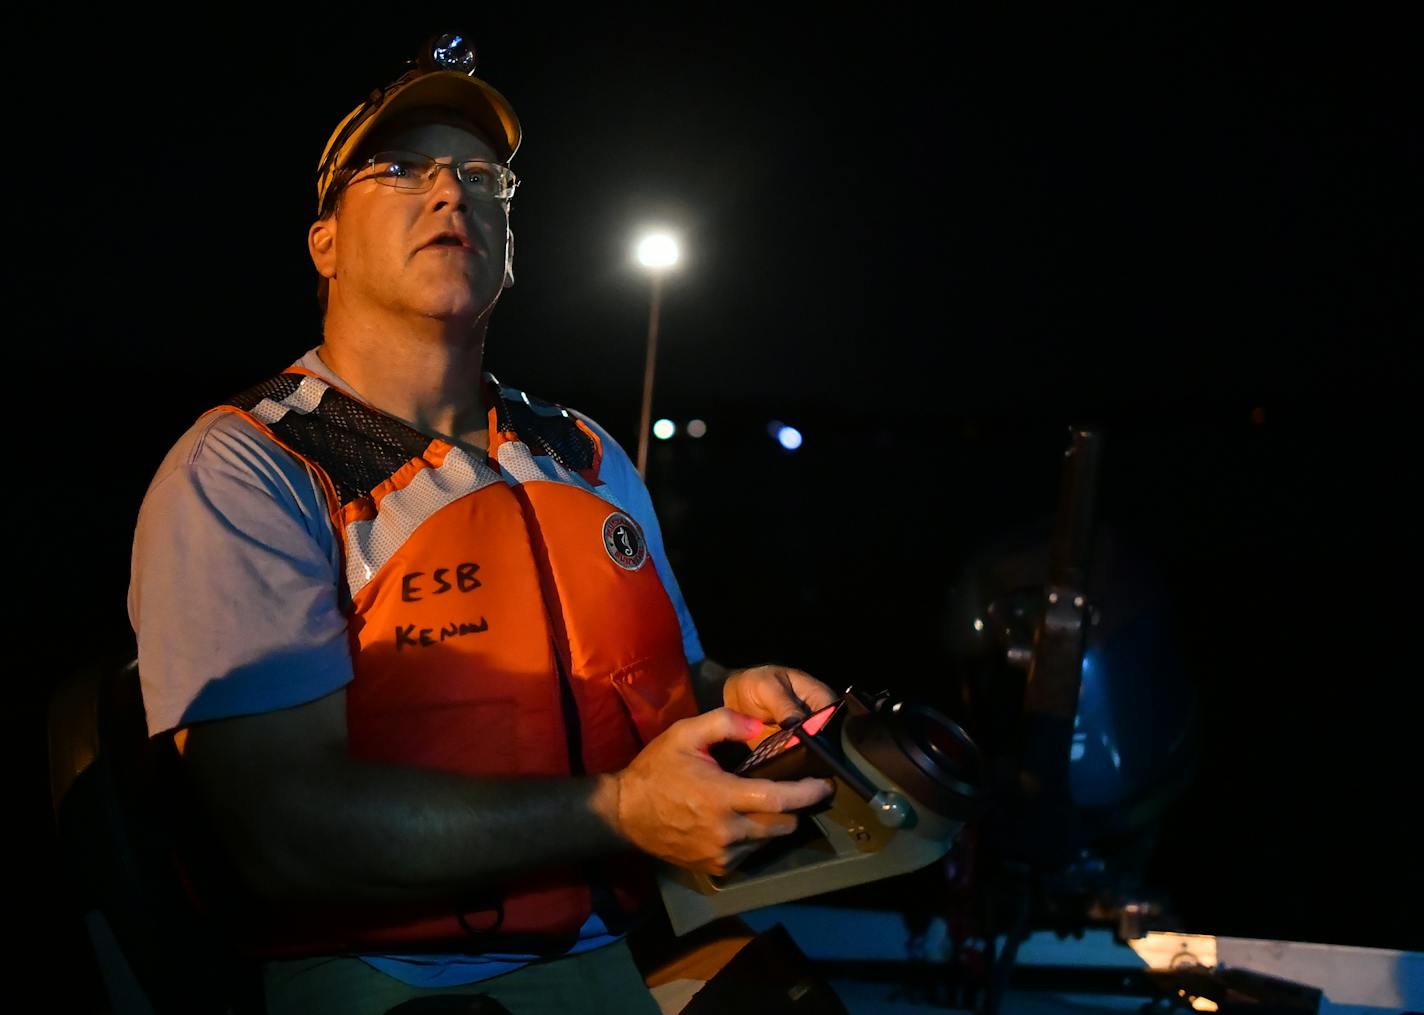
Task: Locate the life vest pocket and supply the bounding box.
[609,658,699,747]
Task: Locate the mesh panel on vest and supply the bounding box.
[227,375,433,507]
[488,375,596,473]
[227,372,596,506]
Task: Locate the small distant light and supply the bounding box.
[973,618,984,632]
[687,419,707,438]
[777,425,803,451]
[653,418,676,440]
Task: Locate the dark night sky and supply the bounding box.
[18,6,1420,1000]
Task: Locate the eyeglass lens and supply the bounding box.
[366,152,513,199]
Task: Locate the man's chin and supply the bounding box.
[418,286,503,323]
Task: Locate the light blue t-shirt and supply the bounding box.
[128,347,703,986]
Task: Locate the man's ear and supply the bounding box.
[309,217,338,280]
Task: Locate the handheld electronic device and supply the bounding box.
[659,687,983,935]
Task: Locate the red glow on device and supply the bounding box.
[782,703,836,748]
[800,706,835,736]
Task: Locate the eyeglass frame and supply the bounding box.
[341,149,520,203]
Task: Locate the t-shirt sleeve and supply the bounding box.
[128,412,354,737]
[571,411,706,667]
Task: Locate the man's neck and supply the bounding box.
[319,307,492,450]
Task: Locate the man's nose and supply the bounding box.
[428,163,468,212]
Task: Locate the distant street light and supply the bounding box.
[637,234,679,271]
[634,231,680,476]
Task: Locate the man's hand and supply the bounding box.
[601,708,833,875]
[722,664,838,734]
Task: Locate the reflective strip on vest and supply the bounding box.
[250,374,329,424]
[343,443,504,597]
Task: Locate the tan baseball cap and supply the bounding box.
[315,34,521,215]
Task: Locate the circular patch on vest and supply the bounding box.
[602,512,648,571]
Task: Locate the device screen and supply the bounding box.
[735,700,840,774]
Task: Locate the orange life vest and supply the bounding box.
[187,367,697,956]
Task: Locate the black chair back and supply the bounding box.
[48,658,264,1015]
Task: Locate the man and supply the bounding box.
[128,33,836,1015]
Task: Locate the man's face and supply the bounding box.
[323,118,510,324]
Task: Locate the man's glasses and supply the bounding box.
[347,150,520,202]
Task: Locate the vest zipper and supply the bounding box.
[549,642,630,932]
[551,641,585,775]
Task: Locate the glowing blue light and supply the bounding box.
[777,425,803,451]
[653,418,675,440]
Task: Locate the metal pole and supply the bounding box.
[636,273,663,476]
